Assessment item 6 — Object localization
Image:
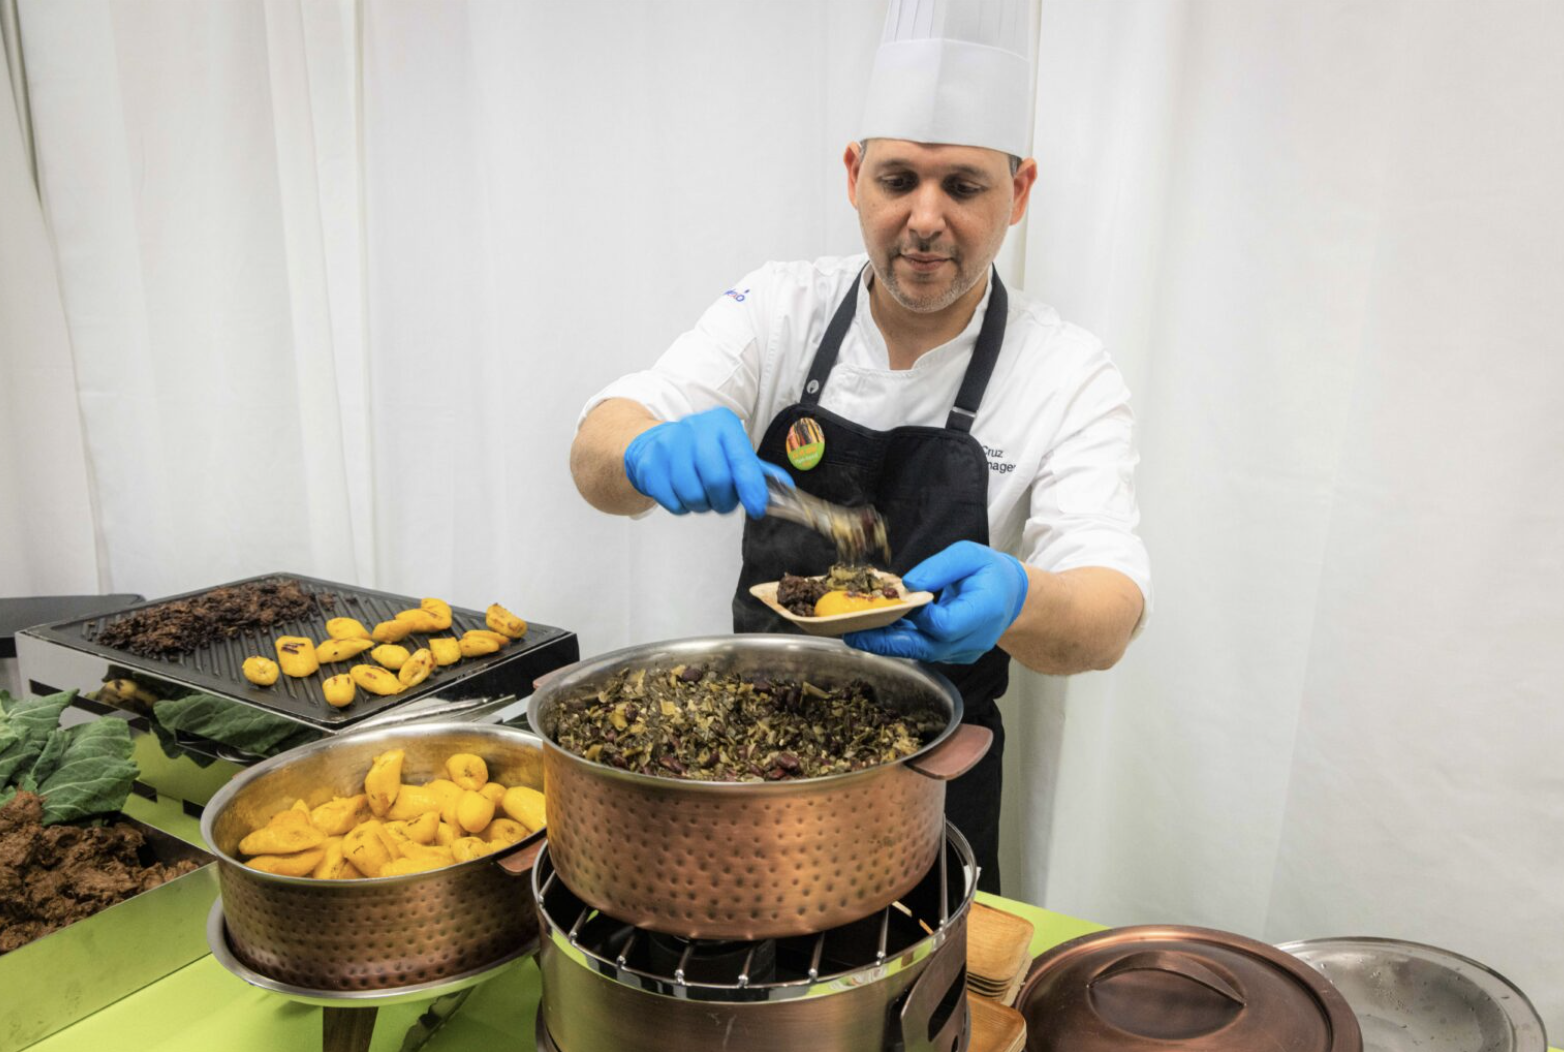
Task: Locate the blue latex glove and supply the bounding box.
[624,407,791,518]
[844,541,1030,664]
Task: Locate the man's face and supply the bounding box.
[847,139,1037,314]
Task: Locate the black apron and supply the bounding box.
[733,267,1011,893]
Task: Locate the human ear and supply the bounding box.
[844,141,865,209]
[1009,158,1038,225]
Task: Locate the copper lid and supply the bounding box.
[1017,925,1362,1052]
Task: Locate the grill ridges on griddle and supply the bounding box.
[51,573,564,729]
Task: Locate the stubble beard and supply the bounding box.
[876,253,980,313]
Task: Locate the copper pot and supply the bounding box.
[201,722,546,992]
[528,635,992,941]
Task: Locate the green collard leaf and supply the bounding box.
[36,719,138,825]
[0,692,75,788]
[149,720,217,768]
[28,728,71,787]
[154,693,318,755]
[5,691,75,746]
[0,738,44,788]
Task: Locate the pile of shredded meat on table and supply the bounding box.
[0,792,199,954]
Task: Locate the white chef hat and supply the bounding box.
[859,0,1033,159]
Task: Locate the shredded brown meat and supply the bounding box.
[96,578,333,658]
[0,792,200,954]
[776,565,900,616]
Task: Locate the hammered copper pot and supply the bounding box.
[201,722,546,992]
[528,635,992,941]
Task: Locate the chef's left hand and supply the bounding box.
[844,541,1029,665]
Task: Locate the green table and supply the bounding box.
[29,887,1092,1052]
[31,796,1561,1051]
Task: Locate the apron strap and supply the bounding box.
[801,264,1008,434]
[799,270,863,405]
[945,268,1007,434]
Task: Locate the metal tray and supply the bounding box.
[1279,937,1548,1052]
[18,573,578,732]
[0,815,218,1051]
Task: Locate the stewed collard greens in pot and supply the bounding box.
[550,663,945,781]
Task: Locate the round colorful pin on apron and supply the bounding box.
[785,417,825,471]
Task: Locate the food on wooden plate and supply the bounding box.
[234,747,545,879]
[551,664,944,782]
[813,590,904,616]
[242,656,280,687]
[776,564,904,618]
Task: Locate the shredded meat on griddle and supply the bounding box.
[96,578,333,658]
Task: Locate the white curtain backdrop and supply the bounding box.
[1013,0,1564,1031]
[7,0,1563,1035]
[0,13,97,596]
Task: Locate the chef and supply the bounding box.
[570,0,1150,893]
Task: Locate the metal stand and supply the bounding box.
[322,1006,378,1052]
[319,988,474,1052]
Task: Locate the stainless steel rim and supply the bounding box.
[205,898,534,1006]
[527,634,964,790]
[1278,936,1548,1049]
[198,719,546,879]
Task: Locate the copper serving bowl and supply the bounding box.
[528,635,992,941]
[200,722,545,992]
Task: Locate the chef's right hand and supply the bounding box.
[623,407,791,518]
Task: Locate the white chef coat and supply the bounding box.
[581,254,1153,617]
